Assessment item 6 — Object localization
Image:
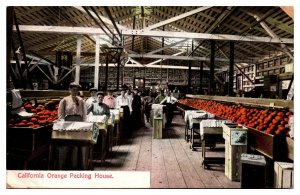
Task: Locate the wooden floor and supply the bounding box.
[94,114,240,189]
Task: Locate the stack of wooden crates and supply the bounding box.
[152,104,165,139]
[222,123,248,181]
[274,161,294,188]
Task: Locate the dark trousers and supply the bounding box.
[144,103,151,122]
[131,108,141,130]
[121,106,131,137]
[166,103,174,127]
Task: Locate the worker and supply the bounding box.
[58,82,87,121]
[160,91,178,128]
[155,90,165,104]
[138,91,145,127]
[56,82,87,170]
[87,92,110,118]
[131,89,142,130]
[144,92,154,123]
[126,90,134,108]
[103,91,116,109]
[116,89,132,137]
[87,92,111,157]
[85,88,98,111]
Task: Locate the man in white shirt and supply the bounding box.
[85,88,98,111]
[160,91,178,128]
[125,90,133,108]
[116,89,132,137]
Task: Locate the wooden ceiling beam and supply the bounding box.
[74,6,129,30]
[188,6,236,57]
[127,53,251,63]
[240,8,293,35]
[246,11,294,60]
[144,6,212,30]
[14,25,294,44]
[151,9,208,33]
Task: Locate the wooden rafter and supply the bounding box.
[144,6,212,30]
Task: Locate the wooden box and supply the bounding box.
[240,153,266,189]
[52,122,99,144]
[247,128,287,160]
[222,123,248,145]
[222,123,248,181]
[51,130,98,144]
[153,118,163,139]
[224,140,247,181]
[274,161,294,188]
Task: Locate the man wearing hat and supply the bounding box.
[85,87,98,111]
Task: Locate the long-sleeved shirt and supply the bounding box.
[160,96,178,104]
[87,102,110,117]
[103,95,116,109]
[116,95,132,112]
[126,94,133,107]
[58,95,87,121]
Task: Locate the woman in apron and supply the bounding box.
[55,82,87,170]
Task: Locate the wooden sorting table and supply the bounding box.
[48,122,103,170]
[93,122,108,162]
[110,109,122,145]
[201,127,225,169]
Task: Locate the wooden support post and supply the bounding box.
[121,66,124,87]
[94,35,100,89]
[105,54,109,91]
[188,40,193,93]
[228,41,234,96]
[13,9,33,89]
[116,53,121,91]
[160,26,164,85]
[200,61,203,94]
[75,35,81,84]
[11,39,25,88]
[55,51,62,66]
[131,15,136,51]
[209,40,215,95]
[7,7,14,87]
[188,61,192,93]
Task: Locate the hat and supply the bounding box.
[89,88,98,93]
[69,82,81,89]
[97,92,104,96]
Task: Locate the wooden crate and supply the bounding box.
[222,123,247,145]
[274,161,294,188]
[153,118,163,139]
[286,137,294,161]
[223,123,248,181]
[51,130,98,144]
[52,122,100,144]
[241,153,267,189]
